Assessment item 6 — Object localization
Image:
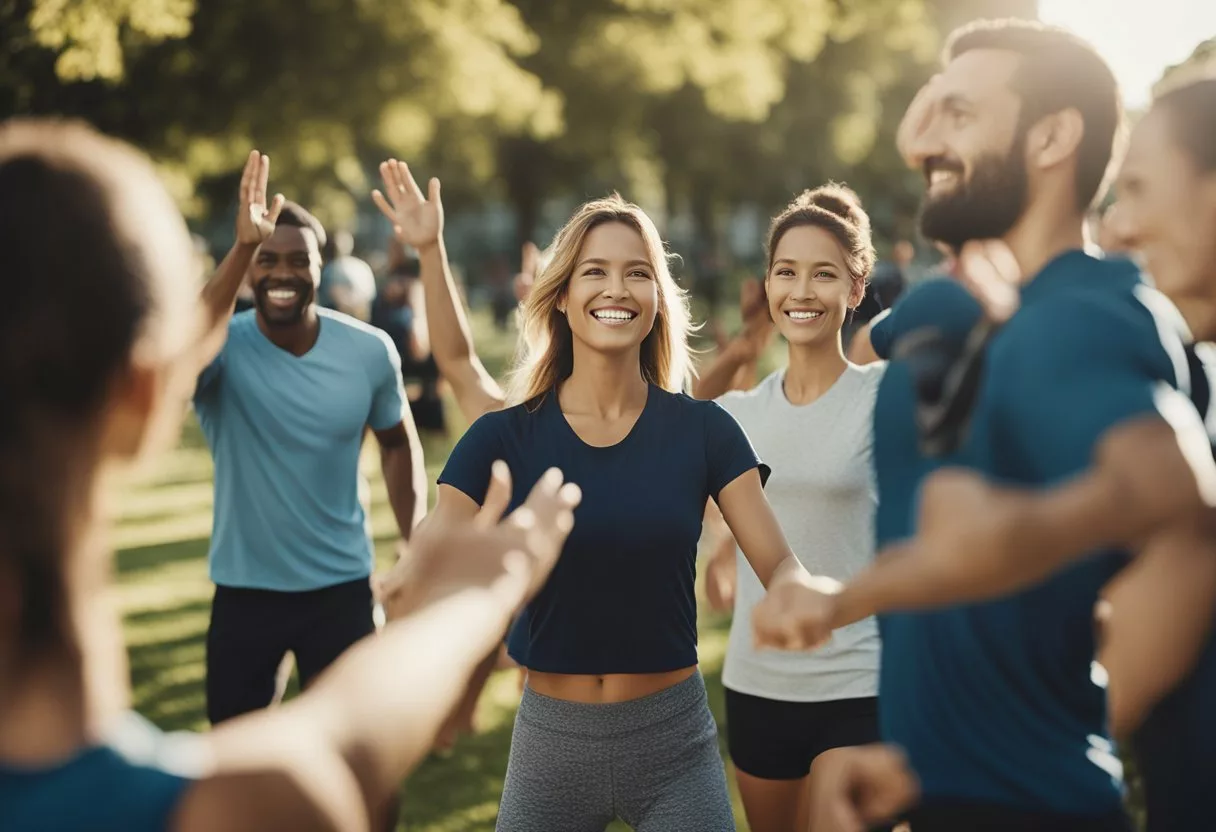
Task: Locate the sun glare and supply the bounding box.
[1039,0,1216,108]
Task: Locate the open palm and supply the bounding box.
[235,150,284,245]
[373,159,444,249]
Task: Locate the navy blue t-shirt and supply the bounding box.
[872,253,1192,814]
[438,385,768,674]
[0,712,200,831]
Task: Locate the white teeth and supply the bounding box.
[591,309,635,321]
[267,289,297,300]
[787,310,822,320]
[929,170,955,187]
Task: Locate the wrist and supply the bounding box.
[828,584,867,629]
[416,237,444,257]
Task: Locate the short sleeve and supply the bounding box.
[703,400,769,502]
[869,308,896,359]
[194,354,223,402]
[368,331,407,430]
[872,279,982,360]
[193,323,232,404]
[437,413,506,505]
[997,288,1195,480]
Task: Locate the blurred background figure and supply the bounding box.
[321,228,378,321]
[372,243,446,433]
[846,239,911,349]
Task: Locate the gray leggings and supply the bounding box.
[495,671,736,831]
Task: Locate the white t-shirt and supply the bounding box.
[717,363,884,702]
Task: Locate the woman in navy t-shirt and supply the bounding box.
[402,183,815,830]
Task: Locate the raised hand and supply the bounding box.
[377,462,580,620]
[235,150,285,245]
[738,277,774,353]
[372,159,444,251]
[751,573,843,651]
[896,75,944,170]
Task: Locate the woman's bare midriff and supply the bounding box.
[526,666,697,704]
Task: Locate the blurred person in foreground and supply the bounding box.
[0,118,581,832]
[809,76,1216,832]
[754,19,1209,832]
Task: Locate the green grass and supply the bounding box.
[115,310,751,830]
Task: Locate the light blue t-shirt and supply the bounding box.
[194,308,406,591]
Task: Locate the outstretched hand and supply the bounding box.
[235,150,285,245]
[372,159,444,251]
[896,75,943,170]
[376,462,581,620]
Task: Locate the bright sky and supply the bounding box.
[1039,0,1216,107]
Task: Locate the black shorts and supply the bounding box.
[206,577,375,725]
[905,801,1133,832]
[724,688,880,780]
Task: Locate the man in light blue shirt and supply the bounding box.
[195,187,425,727]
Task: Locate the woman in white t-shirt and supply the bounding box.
[697,184,886,832]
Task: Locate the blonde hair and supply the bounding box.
[506,194,695,406]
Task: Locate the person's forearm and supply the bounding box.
[381,439,427,539]
[197,242,259,362]
[764,553,811,589]
[417,238,506,418]
[418,238,480,371]
[202,242,259,329]
[832,468,1185,626]
[302,585,518,821]
[692,341,752,400]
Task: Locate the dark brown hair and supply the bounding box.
[946,18,1123,211]
[765,183,876,297]
[0,121,158,657]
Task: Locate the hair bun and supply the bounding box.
[793,183,869,232]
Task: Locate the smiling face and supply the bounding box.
[910,49,1030,251]
[561,220,659,361]
[1108,107,1216,339]
[766,224,863,349]
[250,224,322,327]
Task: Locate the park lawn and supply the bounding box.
[113,309,751,831]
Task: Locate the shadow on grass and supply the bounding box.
[126,598,212,733]
[116,536,210,576]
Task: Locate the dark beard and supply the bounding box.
[919,148,1028,252]
[253,278,315,327]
